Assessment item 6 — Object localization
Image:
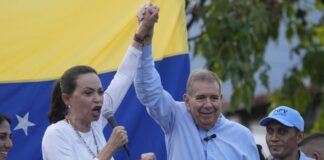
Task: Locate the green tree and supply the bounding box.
[186,0,324,132]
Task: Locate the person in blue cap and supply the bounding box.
[260,106,314,160]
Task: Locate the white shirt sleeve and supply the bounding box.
[99,46,142,127]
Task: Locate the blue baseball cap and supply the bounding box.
[259,106,304,132]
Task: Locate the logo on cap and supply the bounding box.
[273,108,288,116]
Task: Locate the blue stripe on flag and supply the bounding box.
[0,53,189,160]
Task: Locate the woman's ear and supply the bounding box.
[61,93,71,107]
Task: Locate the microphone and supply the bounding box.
[203,134,216,141]
[103,111,131,157]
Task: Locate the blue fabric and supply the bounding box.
[0,53,189,160]
[134,45,260,160]
[299,151,314,160]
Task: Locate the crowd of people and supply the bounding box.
[1,3,323,160]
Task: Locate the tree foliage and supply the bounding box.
[186,0,324,132]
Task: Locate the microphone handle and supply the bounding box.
[123,144,131,156]
[107,116,131,157]
[107,116,117,128]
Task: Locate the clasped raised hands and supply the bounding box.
[135,3,160,46]
[137,2,159,30]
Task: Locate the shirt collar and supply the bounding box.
[197,114,225,141]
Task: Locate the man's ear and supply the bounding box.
[312,151,320,160]
[61,93,71,107]
[183,94,189,104]
[183,94,190,111]
[296,132,304,144]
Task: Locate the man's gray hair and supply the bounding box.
[186,69,222,95]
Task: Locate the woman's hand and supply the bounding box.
[107,126,128,150]
[97,126,128,160]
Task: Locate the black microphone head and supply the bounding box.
[102,110,117,128]
[211,134,216,139]
[102,110,113,119]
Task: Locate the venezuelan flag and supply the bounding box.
[0,0,189,159]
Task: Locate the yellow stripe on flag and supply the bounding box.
[0,0,188,82]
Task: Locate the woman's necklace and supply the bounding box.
[66,119,99,158]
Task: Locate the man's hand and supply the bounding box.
[136,3,159,45]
